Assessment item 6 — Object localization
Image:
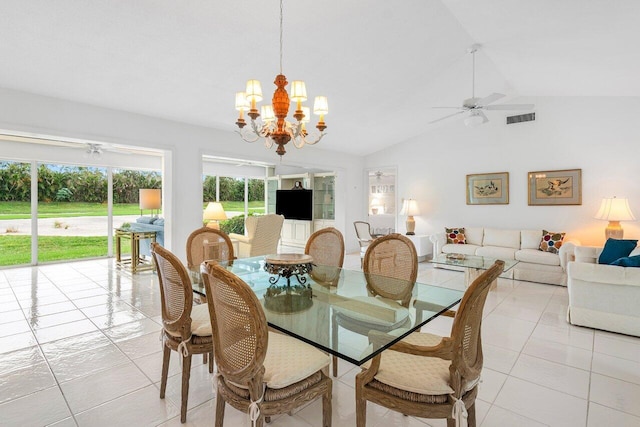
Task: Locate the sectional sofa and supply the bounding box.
[430,227,579,286]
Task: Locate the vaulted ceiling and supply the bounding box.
[1,0,638,156]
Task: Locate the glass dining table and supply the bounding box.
[191,256,463,367]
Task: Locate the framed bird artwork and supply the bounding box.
[528,169,582,205]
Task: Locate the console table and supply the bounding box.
[115,228,157,273]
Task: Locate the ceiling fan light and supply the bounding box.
[464,112,484,127]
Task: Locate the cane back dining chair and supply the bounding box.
[355,260,505,427]
[305,227,345,286]
[201,261,333,427]
[331,233,418,377]
[353,221,377,267]
[186,227,235,278]
[151,243,214,423]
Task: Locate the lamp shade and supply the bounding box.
[203,202,227,221]
[291,80,307,102]
[139,189,161,210]
[245,79,263,102]
[313,96,329,115]
[594,197,636,221]
[400,199,420,216]
[235,92,249,111]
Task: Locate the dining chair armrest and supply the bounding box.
[413,299,456,318]
[368,330,453,361]
[228,233,252,244]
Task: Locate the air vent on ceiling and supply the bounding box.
[506,112,535,124]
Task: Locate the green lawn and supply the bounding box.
[0,201,265,219]
[0,235,122,265]
[0,202,145,219]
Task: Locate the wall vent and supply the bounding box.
[506,112,535,124]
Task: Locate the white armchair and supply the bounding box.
[567,245,640,336]
[229,214,284,258]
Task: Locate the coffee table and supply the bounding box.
[430,253,519,287]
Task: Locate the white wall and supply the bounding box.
[0,87,365,259]
[365,97,640,247]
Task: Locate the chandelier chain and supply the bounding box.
[279,0,283,75]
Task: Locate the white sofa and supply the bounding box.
[430,227,579,286]
[566,245,640,336]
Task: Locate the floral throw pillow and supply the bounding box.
[539,230,565,254]
[446,227,466,244]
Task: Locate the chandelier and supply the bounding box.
[234,0,328,157]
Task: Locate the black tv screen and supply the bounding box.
[276,189,313,221]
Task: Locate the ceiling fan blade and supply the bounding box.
[476,93,505,106]
[431,106,464,109]
[477,110,489,123]
[429,110,465,124]
[484,103,535,110]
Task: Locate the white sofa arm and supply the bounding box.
[574,245,601,264]
[430,232,446,256]
[558,239,580,270]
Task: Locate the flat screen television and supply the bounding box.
[276,189,313,221]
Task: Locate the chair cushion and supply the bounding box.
[262,332,330,389]
[136,216,156,224]
[190,303,213,336]
[598,239,638,264]
[539,230,566,254]
[362,332,478,395]
[445,227,466,244]
[333,296,410,327]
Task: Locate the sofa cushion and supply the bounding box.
[445,227,466,244]
[521,230,543,250]
[631,247,640,257]
[136,216,156,224]
[598,239,638,264]
[483,228,520,249]
[465,227,484,246]
[476,246,516,260]
[568,262,640,287]
[515,249,561,266]
[442,244,480,256]
[610,255,640,267]
[539,230,566,254]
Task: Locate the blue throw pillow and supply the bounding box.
[153,218,165,226]
[598,238,638,264]
[610,255,640,267]
[136,216,156,224]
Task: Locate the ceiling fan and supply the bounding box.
[430,44,534,126]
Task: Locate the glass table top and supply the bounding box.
[430,253,519,272]
[191,256,463,367]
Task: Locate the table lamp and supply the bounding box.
[594,196,636,239]
[203,202,227,229]
[400,199,420,235]
[139,189,161,216]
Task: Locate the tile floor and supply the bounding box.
[1,254,640,427]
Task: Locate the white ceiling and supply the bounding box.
[0,0,638,156]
